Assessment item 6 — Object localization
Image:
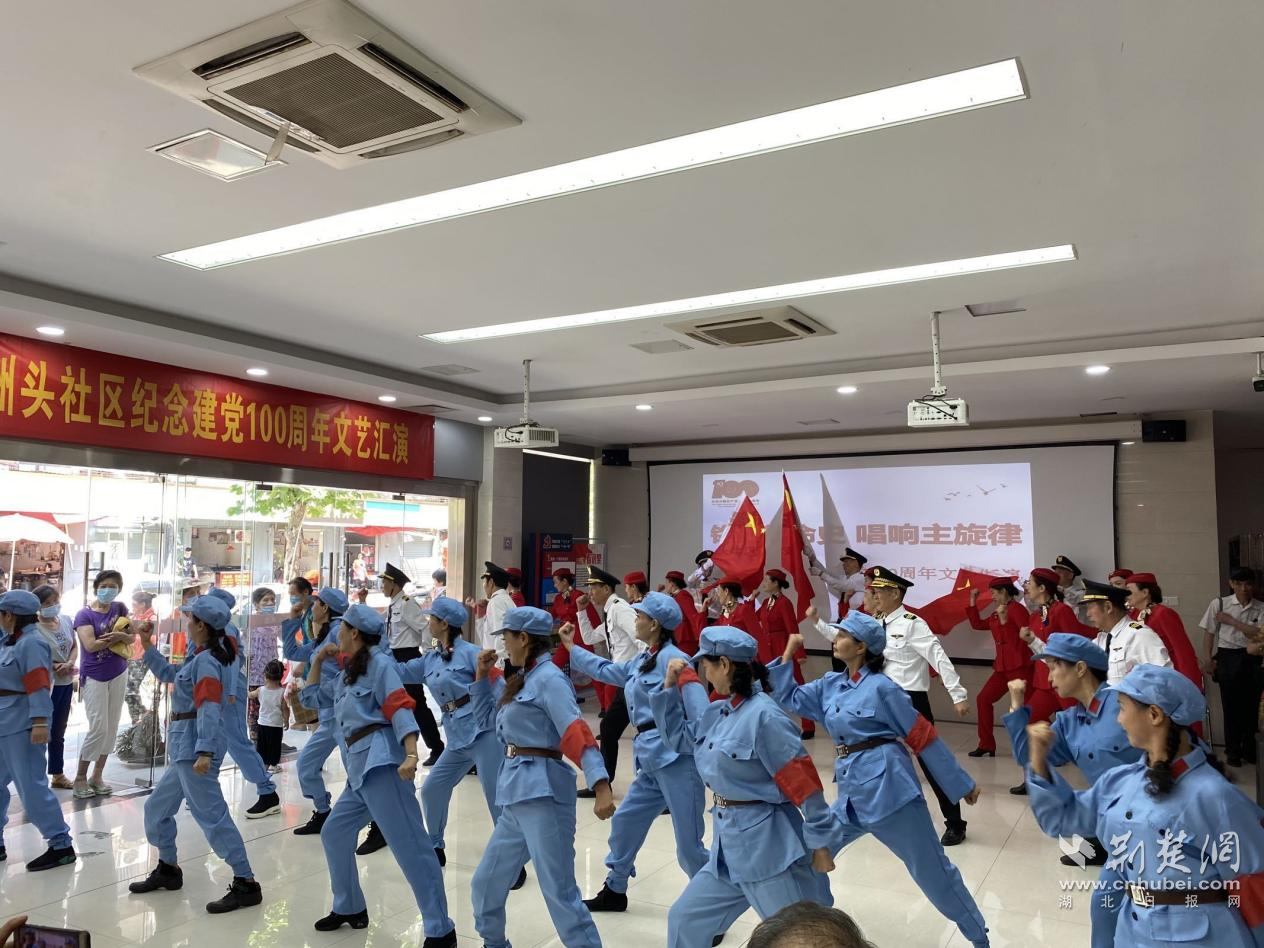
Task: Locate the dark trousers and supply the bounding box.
[47,683,74,775]
[1216,648,1262,760]
[255,724,283,767]
[599,689,631,781]
[905,689,965,831]
[391,647,444,753]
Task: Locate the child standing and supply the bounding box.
[250,660,288,773]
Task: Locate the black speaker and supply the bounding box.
[601,448,631,467]
[1141,420,1186,443]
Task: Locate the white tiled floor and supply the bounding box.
[2,706,1257,947]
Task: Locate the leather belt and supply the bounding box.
[712,793,762,808]
[635,721,658,734]
[0,689,24,697]
[835,737,897,759]
[441,694,471,714]
[171,711,197,721]
[346,723,387,747]
[505,743,562,760]
[1126,883,1231,908]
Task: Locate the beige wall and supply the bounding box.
[594,460,651,576]
[474,429,523,597]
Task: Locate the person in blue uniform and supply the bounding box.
[395,594,521,889]
[655,626,842,948]
[469,606,614,948]
[0,589,75,872]
[556,591,708,913]
[771,615,990,948]
[281,586,348,836]
[1005,634,1141,947]
[1028,664,1264,947]
[306,603,456,946]
[129,596,262,913]
[205,587,280,819]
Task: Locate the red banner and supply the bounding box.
[0,333,434,479]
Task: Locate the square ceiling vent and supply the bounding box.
[667,306,834,347]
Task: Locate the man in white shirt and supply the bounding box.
[1199,567,1264,766]
[867,565,971,846]
[469,562,517,669]
[1054,555,1090,625]
[686,550,722,621]
[576,565,641,792]
[807,546,868,621]
[1081,579,1171,685]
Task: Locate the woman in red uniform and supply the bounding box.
[1125,572,1202,689]
[965,576,1030,757]
[664,571,702,656]
[549,568,611,712]
[755,570,812,738]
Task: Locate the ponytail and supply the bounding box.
[344,632,381,684]
[498,636,551,706]
[205,624,236,668]
[638,624,675,675]
[730,659,772,699]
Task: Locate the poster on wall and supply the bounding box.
[533,533,607,607]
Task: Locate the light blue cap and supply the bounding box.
[1042,633,1109,672]
[315,587,349,615]
[0,589,42,614]
[829,611,886,655]
[421,596,468,629]
[342,603,386,637]
[499,606,553,636]
[692,625,758,664]
[180,595,231,631]
[1115,664,1206,727]
[632,591,683,631]
[207,587,237,609]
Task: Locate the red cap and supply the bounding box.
[1128,572,1157,586]
[766,568,789,585]
[506,567,523,581]
[623,571,648,586]
[988,575,1019,591]
[552,567,575,581]
[1030,567,1061,585]
[665,570,686,585]
[1109,568,1134,581]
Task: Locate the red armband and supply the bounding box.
[22,667,50,694]
[560,718,598,767]
[677,666,702,690]
[1235,871,1264,928]
[382,687,416,721]
[192,676,223,707]
[488,666,504,682]
[774,755,823,805]
[905,714,938,754]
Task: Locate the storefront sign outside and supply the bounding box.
[0,333,435,479]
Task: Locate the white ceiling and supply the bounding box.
[2,0,1263,446]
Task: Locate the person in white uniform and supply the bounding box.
[469,563,517,671]
[1080,579,1170,685]
[1053,555,1090,626]
[1199,567,1264,766]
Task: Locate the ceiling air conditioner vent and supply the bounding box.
[135,0,519,170]
[666,306,834,348]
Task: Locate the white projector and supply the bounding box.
[907,397,969,428]
[494,423,560,449]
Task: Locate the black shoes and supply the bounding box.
[511,866,528,891]
[577,788,597,799]
[315,909,369,931]
[0,843,7,862]
[940,824,967,847]
[468,765,478,776]
[206,877,262,914]
[422,929,458,948]
[246,792,280,819]
[294,809,329,836]
[356,822,388,855]
[423,746,444,767]
[1009,782,1028,796]
[801,729,816,740]
[27,846,76,872]
[435,847,446,867]
[584,884,628,912]
[130,861,183,892]
[1228,755,1244,768]
[967,748,996,758]
[713,936,726,946]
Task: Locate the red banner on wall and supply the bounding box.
[0,333,434,479]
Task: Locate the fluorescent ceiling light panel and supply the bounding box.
[423,245,1076,343]
[161,60,1027,269]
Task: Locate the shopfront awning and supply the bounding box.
[346,525,430,537]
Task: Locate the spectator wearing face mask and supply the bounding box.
[246,587,281,738]
[31,584,76,790]
[72,569,133,799]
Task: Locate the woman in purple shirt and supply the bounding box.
[73,570,133,799]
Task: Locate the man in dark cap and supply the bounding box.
[686,551,722,622]
[1200,567,1264,766]
[1081,579,1170,686]
[469,562,516,669]
[576,565,639,791]
[809,547,868,620]
[1053,555,1088,624]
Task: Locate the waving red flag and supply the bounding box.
[780,475,815,621]
[916,568,1006,636]
[711,495,767,596]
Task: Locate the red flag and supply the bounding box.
[916,569,1006,636]
[711,495,767,596]
[780,475,815,622]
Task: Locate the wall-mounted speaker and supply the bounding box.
[1141,420,1187,443]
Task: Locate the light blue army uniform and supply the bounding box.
[1030,664,1264,947]
[396,596,503,851]
[470,606,608,948]
[769,611,989,947]
[284,587,348,821]
[651,625,842,948]
[140,597,253,879]
[0,589,74,863]
[570,591,707,896]
[206,587,277,802]
[312,604,455,940]
[1008,635,1142,948]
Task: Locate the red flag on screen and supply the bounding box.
[780,475,815,621]
[711,495,767,596]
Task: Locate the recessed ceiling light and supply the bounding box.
[35,326,65,337]
[160,60,1027,269]
[377,395,397,403]
[423,245,1076,343]
[245,367,269,377]
[836,385,859,395]
[635,404,654,411]
[150,129,284,183]
[477,415,494,423]
[1085,365,1111,375]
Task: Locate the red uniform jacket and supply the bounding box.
[966,601,1031,675]
[757,594,800,666]
[1028,601,1094,692]
[1133,603,1202,690]
[510,591,526,607]
[550,590,579,628]
[671,589,702,656]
